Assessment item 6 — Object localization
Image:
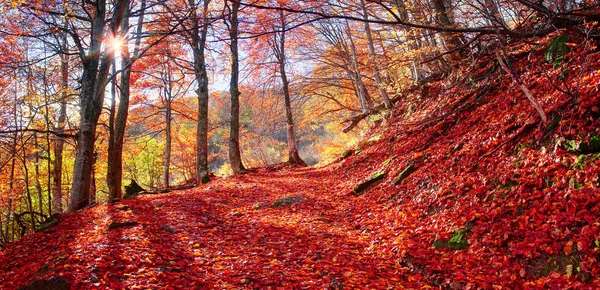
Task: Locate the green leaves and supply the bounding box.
[545,34,569,69]
[434,229,469,250]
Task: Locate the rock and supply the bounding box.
[273,196,307,208]
[107,221,138,231]
[341,150,352,159]
[161,224,177,233]
[18,277,69,290]
[352,171,387,196]
[394,163,417,185]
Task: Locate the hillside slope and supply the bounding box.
[1,32,600,289]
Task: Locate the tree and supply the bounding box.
[225,0,246,174]
[309,19,373,114]
[186,0,212,183]
[52,26,69,213]
[269,7,306,165]
[360,0,392,108]
[107,0,147,202]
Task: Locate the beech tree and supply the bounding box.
[52,28,69,213]
[359,0,392,109]
[107,0,147,201]
[186,0,213,183]
[65,0,130,210]
[225,0,246,174]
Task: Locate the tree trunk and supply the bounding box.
[360,0,392,108]
[21,138,35,232]
[344,20,372,114]
[90,153,97,204]
[188,0,211,184]
[227,0,246,174]
[3,199,12,243]
[7,87,17,240]
[107,0,143,202]
[33,135,44,216]
[431,0,465,60]
[162,88,172,187]
[275,10,306,166]
[107,58,118,201]
[70,0,128,211]
[42,66,53,216]
[52,30,68,213]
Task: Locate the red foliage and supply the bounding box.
[1,31,600,289]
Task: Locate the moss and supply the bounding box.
[35,220,59,232]
[371,171,387,180]
[447,229,469,250]
[573,154,585,170]
[434,229,469,250]
[366,134,382,143]
[500,181,518,191]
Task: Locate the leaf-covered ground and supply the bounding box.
[2,31,600,289]
[1,168,415,289]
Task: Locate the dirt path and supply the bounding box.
[1,167,420,289]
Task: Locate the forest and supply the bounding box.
[1,0,600,288]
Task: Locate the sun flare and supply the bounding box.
[107,36,123,52]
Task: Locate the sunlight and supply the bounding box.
[110,38,123,52]
[106,35,124,53]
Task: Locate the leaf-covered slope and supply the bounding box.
[329,31,600,288]
[1,31,600,289]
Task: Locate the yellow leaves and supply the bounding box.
[10,0,23,9]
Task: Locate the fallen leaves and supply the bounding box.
[2,30,600,289]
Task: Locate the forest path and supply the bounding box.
[2,166,417,289]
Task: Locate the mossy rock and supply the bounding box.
[273,196,307,208]
[341,150,352,159]
[352,171,387,196]
[394,163,417,185]
[35,219,59,232]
